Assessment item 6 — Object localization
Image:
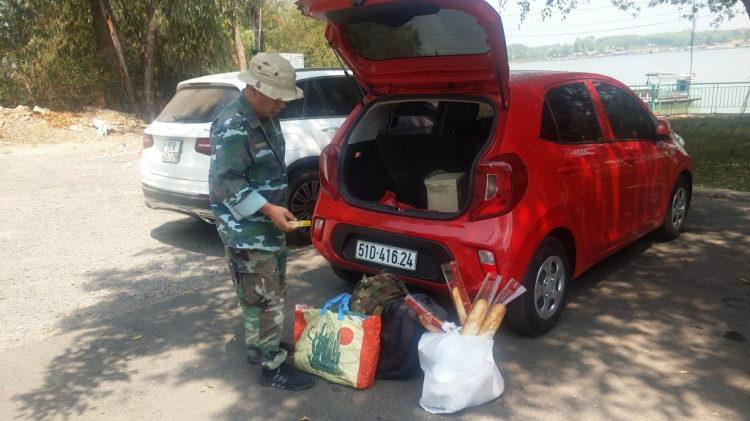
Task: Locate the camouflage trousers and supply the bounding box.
[226,246,288,370]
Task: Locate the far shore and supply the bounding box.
[509,43,749,64]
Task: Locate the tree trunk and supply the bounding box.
[98,0,138,115]
[144,0,160,122]
[89,0,118,108]
[89,0,116,66]
[230,0,247,71]
[743,0,750,21]
[234,20,247,71]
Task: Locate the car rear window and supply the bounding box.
[156,86,239,123]
[346,8,489,61]
[541,83,603,144]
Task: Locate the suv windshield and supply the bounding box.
[157,86,239,123]
[346,8,489,61]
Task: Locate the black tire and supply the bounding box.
[507,237,570,337]
[652,177,690,241]
[286,169,320,246]
[331,264,364,284]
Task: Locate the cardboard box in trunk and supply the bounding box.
[424,172,467,213]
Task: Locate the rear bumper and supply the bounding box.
[329,224,453,284]
[142,184,214,223]
[311,199,512,295]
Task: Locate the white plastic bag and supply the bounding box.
[418,331,504,414]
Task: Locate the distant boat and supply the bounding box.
[635,72,701,105]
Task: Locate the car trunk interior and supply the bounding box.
[341,99,495,213]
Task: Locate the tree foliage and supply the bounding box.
[0,0,354,114]
[500,0,750,24]
[261,0,338,67]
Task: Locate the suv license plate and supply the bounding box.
[162,140,182,163]
[355,240,417,271]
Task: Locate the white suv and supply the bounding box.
[141,69,362,244]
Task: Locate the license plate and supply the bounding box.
[355,240,417,271]
[162,140,182,163]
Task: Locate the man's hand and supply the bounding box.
[260,203,296,232]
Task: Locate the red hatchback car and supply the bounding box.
[298,0,693,335]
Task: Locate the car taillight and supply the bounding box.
[320,143,340,200]
[313,218,324,241]
[143,134,154,149]
[469,154,528,221]
[194,137,211,156]
[478,250,498,278]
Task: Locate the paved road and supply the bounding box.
[1,142,748,420]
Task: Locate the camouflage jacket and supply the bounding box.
[208,92,287,251]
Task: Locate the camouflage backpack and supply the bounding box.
[350,271,410,316]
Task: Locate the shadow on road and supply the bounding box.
[11,198,750,420]
[494,199,750,419]
[149,217,225,258]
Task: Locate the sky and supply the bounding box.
[487,0,750,47]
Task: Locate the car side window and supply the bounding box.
[593,82,657,140]
[539,99,559,142]
[315,77,361,117]
[278,80,306,120]
[304,80,329,118]
[541,83,603,144]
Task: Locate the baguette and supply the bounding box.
[461,298,488,336]
[451,287,468,324]
[419,315,443,333]
[479,303,506,337]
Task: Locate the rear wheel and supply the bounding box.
[331,264,364,284]
[286,170,320,246]
[652,177,689,241]
[507,237,570,337]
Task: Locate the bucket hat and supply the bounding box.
[238,53,304,102]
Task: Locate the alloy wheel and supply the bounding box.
[534,255,565,320]
[289,179,321,236]
[670,186,687,231]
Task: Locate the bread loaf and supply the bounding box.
[479,303,506,337]
[461,298,487,336]
[452,287,468,324]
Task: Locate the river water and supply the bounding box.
[510,47,750,85]
[510,48,750,114]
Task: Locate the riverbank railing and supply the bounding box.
[628,82,750,116]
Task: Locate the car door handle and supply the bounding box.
[558,164,580,175]
[320,126,340,132]
[623,154,637,164]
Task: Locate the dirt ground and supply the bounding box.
[0,107,228,351]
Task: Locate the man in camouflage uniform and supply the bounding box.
[209,53,314,391]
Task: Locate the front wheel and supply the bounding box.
[507,237,570,337]
[286,170,320,246]
[652,177,690,241]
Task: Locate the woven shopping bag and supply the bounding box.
[293,293,381,389]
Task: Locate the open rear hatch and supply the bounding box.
[300,0,513,217]
[296,0,510,98]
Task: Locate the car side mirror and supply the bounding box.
[655,120,671,139]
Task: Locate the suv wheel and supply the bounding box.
[286,169,320,246]
[652,176,689,241]
[507,237,570,337]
